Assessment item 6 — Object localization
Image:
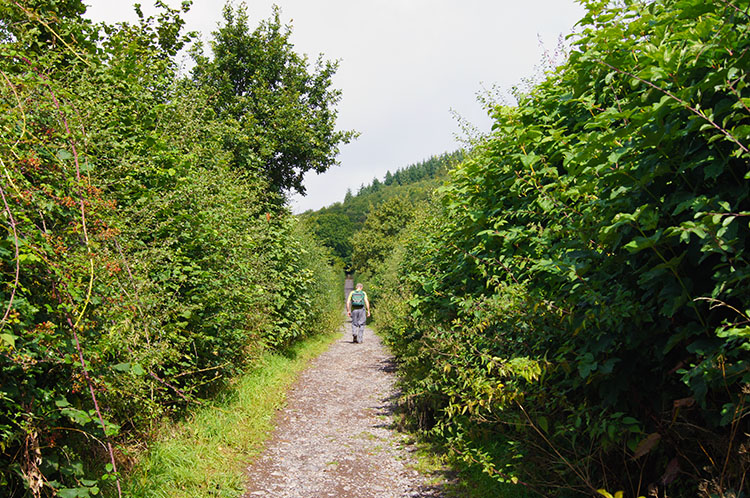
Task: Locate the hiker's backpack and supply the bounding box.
[350,290,366,307]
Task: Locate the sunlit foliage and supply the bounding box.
[0,1,344,495]
[377,0,749,495]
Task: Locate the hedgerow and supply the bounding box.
[0,2,345,496]
[378,0,749,495]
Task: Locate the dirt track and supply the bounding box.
[243,282,448,498]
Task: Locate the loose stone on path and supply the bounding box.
[243,321,447,498]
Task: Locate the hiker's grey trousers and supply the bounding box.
[351,307,366,343]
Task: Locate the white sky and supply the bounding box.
[83,0,586,213]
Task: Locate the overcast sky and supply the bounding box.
[84,0,586,213]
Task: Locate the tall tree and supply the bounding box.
[191,3,355,196]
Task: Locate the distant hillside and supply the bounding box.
[301,150,464,267]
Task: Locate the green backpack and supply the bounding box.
[350,290,366,307]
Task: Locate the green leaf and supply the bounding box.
[61,407,93,426]
[0,333,16,349]
[623,231,662,253]
[57,489,86,498]
[537,416,549,433]
[56,150,74,161]
[716,326,750,341]
[55,398,71,408]
[112,362,131,373]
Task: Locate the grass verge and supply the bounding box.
[117,329,341,498]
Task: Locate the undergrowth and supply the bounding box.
[388,401,533,498]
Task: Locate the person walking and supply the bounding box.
[346,283,370,343]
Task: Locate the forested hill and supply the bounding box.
[301,150,463,267]
[353,150,464,200]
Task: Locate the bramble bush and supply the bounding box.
[377,0,749,496]
[0,1,345,496]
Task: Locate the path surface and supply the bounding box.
[243,294,447,497]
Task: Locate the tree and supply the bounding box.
[191,3,355,196]
[308,212,354,265]
[351,196,415,276]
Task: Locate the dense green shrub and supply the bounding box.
[0,2,345,496]
[378,0,749,496]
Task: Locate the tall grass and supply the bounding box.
[118,329,341,498]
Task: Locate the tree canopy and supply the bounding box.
[191,3,356,196]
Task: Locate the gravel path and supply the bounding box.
[242,315,448,498]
